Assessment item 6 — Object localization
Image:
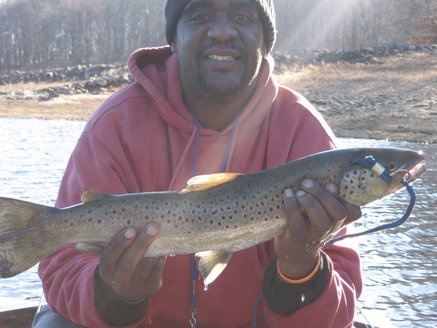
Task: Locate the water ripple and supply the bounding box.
[0,119,435,327]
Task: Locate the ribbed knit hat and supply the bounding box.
[165,0,276,54]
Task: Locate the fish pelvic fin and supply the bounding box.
[181,173,241,193]
[0,197,51,278]
[75,242,107,253]
[195,250,233,286]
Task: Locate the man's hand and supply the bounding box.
[275,179,361,279]
[99,224,166,303]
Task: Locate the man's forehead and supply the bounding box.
[184,0,258,11]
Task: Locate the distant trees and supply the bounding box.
[0,0,165,71]
[0,0,434,72]
[275,0,435,50]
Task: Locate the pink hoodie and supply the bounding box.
[38,46,362,327]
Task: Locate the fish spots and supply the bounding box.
[340,167,382,205]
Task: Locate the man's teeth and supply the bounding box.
[207,55,237,61]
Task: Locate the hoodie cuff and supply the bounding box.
[93,267,148,326]
[263,252,330,315]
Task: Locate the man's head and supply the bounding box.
[165,0,276,54]
[165,0,276,106]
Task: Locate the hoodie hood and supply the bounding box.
[127,46,279,137]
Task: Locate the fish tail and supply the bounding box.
[0,197,51,278]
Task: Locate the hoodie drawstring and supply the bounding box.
[186,111,241,328]
[190,112,241,176]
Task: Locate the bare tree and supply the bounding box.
[0,0,433,72]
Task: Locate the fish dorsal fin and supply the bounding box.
[195,250,233,285]
[181,173,241,193]
[81,190,110,203]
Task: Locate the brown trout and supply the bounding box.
[0,148,426,283]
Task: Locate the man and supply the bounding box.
[34,0,362,327]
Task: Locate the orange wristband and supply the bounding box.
[277,252,321,284]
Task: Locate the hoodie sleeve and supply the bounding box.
[260,94,363,327]
[261,239,362,328]
[38,127,149,328]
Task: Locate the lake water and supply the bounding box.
[0,117,436,327]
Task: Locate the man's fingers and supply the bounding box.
[343,204,361,225]
[296,189,333,232]
[111,224,160,286]
[283,189,307,227]
[99,227,138,280]
[139,256,167,296]
[301,180,349,225]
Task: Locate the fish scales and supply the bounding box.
[0,148,426,281]
[45,177,286,256]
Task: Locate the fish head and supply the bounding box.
[339,148,427,206]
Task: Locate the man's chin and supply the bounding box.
[200,78,244,97]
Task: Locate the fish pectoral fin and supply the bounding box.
[81,190,111,203]
[195,250,233,285]
[181,173,241,193]
[75,242,107,253]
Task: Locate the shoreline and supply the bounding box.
[0,89,434,144]
[1,53,435,144]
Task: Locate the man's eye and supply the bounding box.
[234,14,250,23]
[191,13,211,22]
[233,11,257,25]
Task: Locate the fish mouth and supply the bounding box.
[389,161,427,193]
[404,162,427,183]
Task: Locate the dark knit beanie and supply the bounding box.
[165,0,277,54]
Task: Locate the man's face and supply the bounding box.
[173,0,266,98]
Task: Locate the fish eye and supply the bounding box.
[387,162,397,171]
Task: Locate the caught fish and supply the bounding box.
[0,148,426,283]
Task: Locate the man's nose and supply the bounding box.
[207,13,238,42]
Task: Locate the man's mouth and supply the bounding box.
[206,55,238,62]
